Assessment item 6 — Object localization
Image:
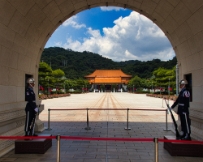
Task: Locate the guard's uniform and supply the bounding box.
[171,87,191,139]
[25,86,37,136]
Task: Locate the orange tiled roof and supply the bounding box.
[95,78,121,83]
[85,70,131,78]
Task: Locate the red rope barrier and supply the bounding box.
[60,136,153,142]
[1,135,203,145]
[49,108,166,111]
[90,108,127,110]
[49,108,87,111]
[0,136,56,140]
[130,108,166,111]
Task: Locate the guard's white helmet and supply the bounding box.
[179,79,187,85]
[27,78,35,84]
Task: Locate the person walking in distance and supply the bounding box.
[25,78,39,136]
[171,79,191,140]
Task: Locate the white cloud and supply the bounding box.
[55,41,63,47]
[100,6,125,11]
[62,16,86,29]
[58,11,175,61]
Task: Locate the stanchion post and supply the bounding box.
[164,109,170,131]
[154,138,159,162]
[56,134,61,162]
[124,108,131,130]
[85,108,91,130]
[46,109,52,130]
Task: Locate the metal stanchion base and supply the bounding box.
[163,129,170,131]
[85,127,91,130]
[124,127,131,130]
[45,127,52,131]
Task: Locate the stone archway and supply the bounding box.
[0,0,203,156]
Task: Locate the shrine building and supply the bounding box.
[85,70,132,92]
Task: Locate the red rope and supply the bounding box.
[49,108,86,111]
[0,136,56,140]
[49,108,166,111]
[60,136,153,142]
[0,136,203,145]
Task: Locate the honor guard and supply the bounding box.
[25,78,39,136]
[171,79,191,140]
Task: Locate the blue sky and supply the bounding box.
[45,7,175,62]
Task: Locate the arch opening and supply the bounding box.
[0,0,203,156]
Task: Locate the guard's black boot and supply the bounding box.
[181,134,191,140]
[24,131,33,140]
[25,131,30,136]
[176,135,182,140]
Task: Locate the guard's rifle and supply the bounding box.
[164,99,180,139]
[29,104,40,135]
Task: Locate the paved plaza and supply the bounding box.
[1,93,203,162]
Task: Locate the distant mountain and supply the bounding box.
[41,47,177,79]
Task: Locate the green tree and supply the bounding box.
[52,69,66,93]
[152,67,176,94]
[38,62,52,94]
[64,79,89,92]
[140,78,152,89]
[128,75,142,91]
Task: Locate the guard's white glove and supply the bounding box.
[34,107,39,113]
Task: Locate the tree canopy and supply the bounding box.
[40,47,177,79]
[152,67,176,93]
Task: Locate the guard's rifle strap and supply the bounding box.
[164,99,180,139]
